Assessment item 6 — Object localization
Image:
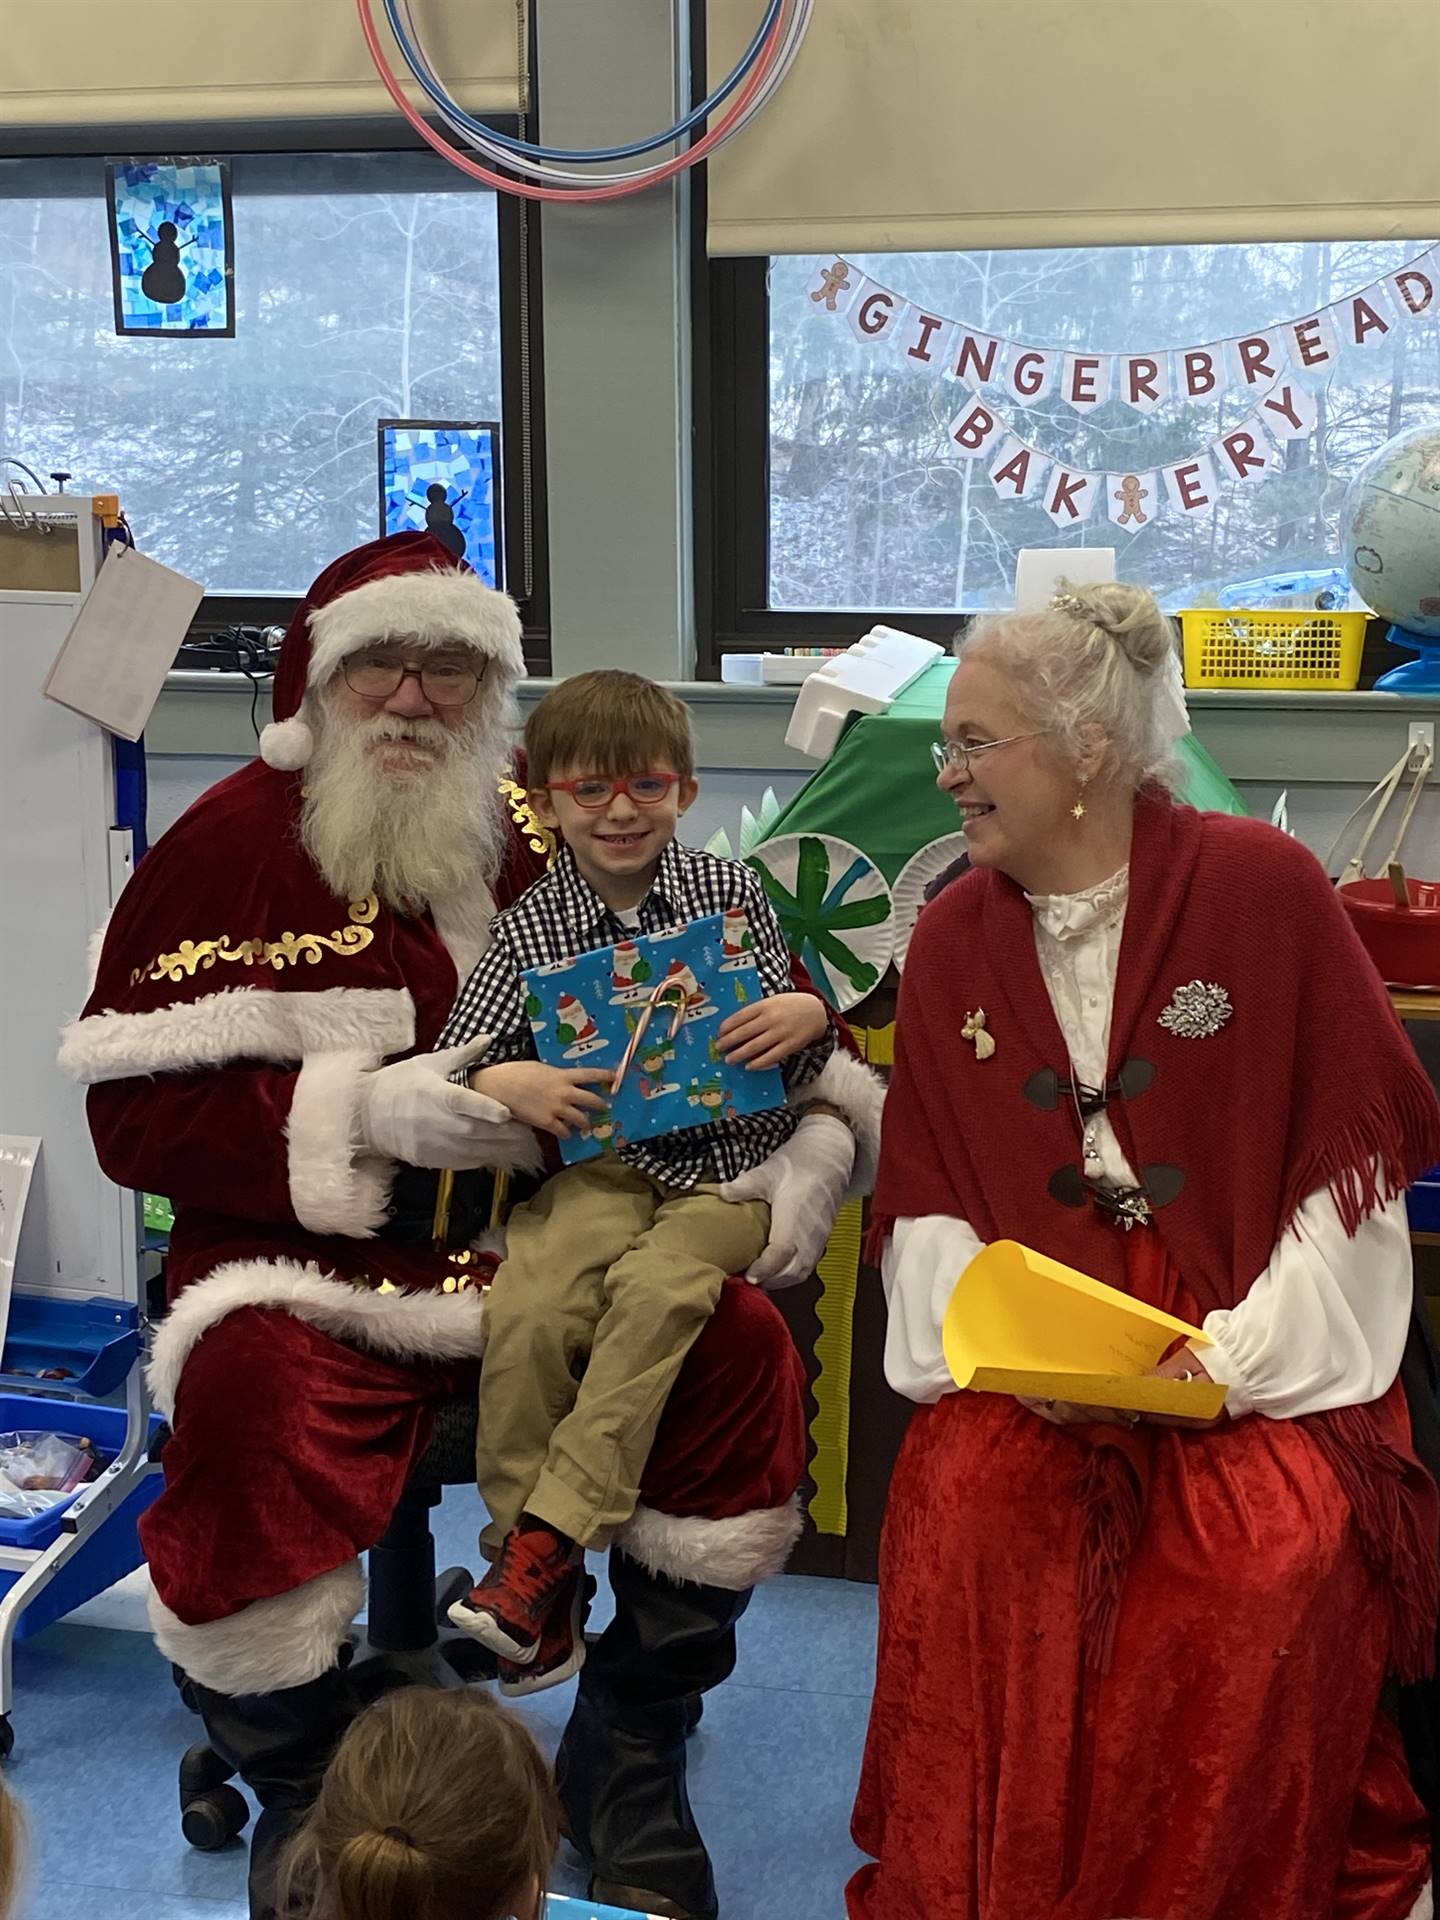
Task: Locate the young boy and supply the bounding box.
[441,670,837,1694]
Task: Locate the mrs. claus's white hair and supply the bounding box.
[957,579,1182,794]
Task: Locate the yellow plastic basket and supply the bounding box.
[1180,608,1367,691]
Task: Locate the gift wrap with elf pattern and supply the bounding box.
[521,912,785,1165]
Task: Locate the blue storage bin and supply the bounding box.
[0,1392,162,1640]
[0,1296,141,1399]
[1408,1166,1440,1235]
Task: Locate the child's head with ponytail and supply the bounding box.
[280,1687,556,1920]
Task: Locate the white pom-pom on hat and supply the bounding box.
[259,716,316,771]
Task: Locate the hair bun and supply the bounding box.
[1051,578,1175,679]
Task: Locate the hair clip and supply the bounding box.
[1049,591,1088,616]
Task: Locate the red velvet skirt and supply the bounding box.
[847,1243,1432,1920]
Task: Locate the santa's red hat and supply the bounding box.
[260,531,524,771]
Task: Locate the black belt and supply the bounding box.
[378,1165,538,1250]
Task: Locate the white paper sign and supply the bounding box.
[1213,418,1275,484]
[1257,380,1319,442]
[807,257,859,316]
[952,329,1003,389]
[1105,470,1158,532]
[1228,330,1285,392]
[43,545,204,742]
[1163,453,1219,514]
[1287,311,1339,373]
[1119,355,1170,413]
[847,280,903,344]
[1341,286,1396,348]
[948,398,1006,461]
[896,307,955,371]
[0,1138,38,1358]
[1014,545,1115,612]
[1042,468,1100,527]
[987,435,1050,502]
[1060,352,1113,412]
[1003,344,1057,404]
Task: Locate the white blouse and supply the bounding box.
[882,866,1414,1420]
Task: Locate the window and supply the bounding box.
[700,241,1440,669]
[0,150,548,665]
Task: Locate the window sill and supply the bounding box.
[151,670,1440,784]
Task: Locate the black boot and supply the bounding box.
[556,1549,751,1920]
[190,1663,361,1920]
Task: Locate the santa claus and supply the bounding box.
[60,533,880,1920]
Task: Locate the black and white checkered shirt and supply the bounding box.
[441,840,836,1189]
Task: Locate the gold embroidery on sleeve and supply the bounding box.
[130,895,380,985]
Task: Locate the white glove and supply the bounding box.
[357,1040,542,1172]
[719,1112,855,1291]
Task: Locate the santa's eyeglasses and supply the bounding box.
[342,650,484,707]
[545,772,682,809]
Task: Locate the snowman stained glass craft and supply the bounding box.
[379,420,502,587]
[107,161,234,337]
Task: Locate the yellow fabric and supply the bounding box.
[3,0,525,131]
[807,1196,864,1536]
[707,0,1440,255]
[476,1158,769,1552]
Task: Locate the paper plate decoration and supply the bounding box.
[746,832,894,1011]
[891,832,972,970]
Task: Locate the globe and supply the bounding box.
[1343,422,1440,640]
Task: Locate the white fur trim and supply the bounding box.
[1408,1887,1433,1920]
[307,570,524,688]
[147,1257,488,1422]
[615,1494,803,1591]
[286,1052,394,1237]
[259,715,315,771]
[150,1560,365,1695]
[86,914,113,995]
[793,1049,885,1197]
[59,986,416,1084]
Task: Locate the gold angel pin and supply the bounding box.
[962,1008,996,1060]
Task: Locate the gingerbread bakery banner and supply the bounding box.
[808,249,1439,528]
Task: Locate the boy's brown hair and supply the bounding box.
[278,1689,556,1920]
[524,669,695,785]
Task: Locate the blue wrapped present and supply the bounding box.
[521,911,784,1165]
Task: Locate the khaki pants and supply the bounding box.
[476,1157,771,1553]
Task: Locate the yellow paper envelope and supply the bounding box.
[942,1240,1228,1420]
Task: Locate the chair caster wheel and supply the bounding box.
[0,1717,14,1760]
[436,1566,473,1622]
[180,1741,236,1798]
[181,1783,249,1851]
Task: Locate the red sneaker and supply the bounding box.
[447,1523,577,1663]
[498,1567,586,1698]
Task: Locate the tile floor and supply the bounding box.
[10,1485,877,1920]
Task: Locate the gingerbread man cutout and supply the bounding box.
[1114,473,1149,527]
[810,261,852,312]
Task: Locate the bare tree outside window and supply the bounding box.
[769,242,1440,612]
[0,154,502,594]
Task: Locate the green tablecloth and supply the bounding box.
[762,659,1244,882]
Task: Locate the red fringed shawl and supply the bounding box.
[872,794,1440,1677]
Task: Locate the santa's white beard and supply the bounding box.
[300,703,508,916]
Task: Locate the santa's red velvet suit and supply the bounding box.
[61,535,878,1920]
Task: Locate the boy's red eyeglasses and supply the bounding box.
[545,772,682,810]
